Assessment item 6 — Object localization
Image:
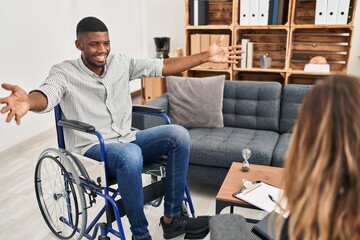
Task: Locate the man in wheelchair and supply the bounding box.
[0,17,241,240]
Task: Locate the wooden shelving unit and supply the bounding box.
[184,0,358,85]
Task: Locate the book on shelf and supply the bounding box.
[246,42,254,68]
[240,38,250,68]
[189,0,209,25]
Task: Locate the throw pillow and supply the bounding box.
[166,75,225,128]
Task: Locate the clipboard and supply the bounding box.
[232,180,287,214]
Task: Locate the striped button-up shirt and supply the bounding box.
[36,53,163,154]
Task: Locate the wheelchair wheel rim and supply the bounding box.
[35,154,80,239]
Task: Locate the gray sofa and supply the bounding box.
[133,80,312,186]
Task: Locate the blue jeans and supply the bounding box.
[84,125,190,240]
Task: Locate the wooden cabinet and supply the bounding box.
[184,0,358,84]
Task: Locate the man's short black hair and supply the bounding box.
[76,17,108,37]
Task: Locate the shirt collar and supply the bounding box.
[78,56,107,79]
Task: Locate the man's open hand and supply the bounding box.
[0,83,30,125]
[207,35,243,64]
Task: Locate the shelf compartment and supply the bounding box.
[186,0,234,26]
[234,71,285,84]
[186,29,233,70]
[208,0,234,25]
[235,28,289,70]
[287,74,330,85]
[289,27,353,73]
[236,0,291,27]
[291,0,357,25]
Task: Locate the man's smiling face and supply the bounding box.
[75,31,111,76]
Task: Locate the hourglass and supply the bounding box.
[241,147,251,171]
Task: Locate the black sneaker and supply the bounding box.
[160,214,209,239]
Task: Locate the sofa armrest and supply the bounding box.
[132,93,169,130]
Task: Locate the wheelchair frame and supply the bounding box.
[34,105,195,240]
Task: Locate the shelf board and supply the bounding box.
[234,25,289,30]
[290,24,354,29]
[189,67,232,72]
[289,70,346,76]
[186,25,232,30]
[233,67,286,73]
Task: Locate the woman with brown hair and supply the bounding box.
[281,75,360,239]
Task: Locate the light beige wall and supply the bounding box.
[0,0,145,152]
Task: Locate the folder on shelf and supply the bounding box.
[240,0,250,26]
[258,0,270,25]
[246,42,254,68]
[249,0,259,25]
[189,0,209,25]
[241,39,250,68]
[315,0,328,24]
[277,0,286,25]
[271,0,279,25]
[326,0,339,24]
[200,34,211,68]
[190,34,201,56]
[336,0,350,24]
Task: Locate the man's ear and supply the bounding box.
[75,39,83,50]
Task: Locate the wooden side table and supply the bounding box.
[215,162,283,214]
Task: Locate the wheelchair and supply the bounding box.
[34,104,202,240]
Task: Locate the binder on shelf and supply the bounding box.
[258,0,270,25]
[190,34,201,55]
[277,0,286,25]
[326,0,339,24]
[336,0,350,24]
[249,0,259,25]
[315,0,328,24]
[246,42,254,68]
[240,0,251,26]
[201,34,211,68]
[241,39,250,68]
[189,0,209,25]
[271,0,279,25]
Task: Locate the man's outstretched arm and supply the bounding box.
[0,83,47,125]
[162,35,243,76]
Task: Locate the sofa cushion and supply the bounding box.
[272,133,292,167]
[188,127,279,168]
[166,75,225,128]
[223,81,282,132]
[279,84,313,133]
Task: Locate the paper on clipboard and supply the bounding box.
[233,181,287,215]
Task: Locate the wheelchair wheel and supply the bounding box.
[35,148,87,239]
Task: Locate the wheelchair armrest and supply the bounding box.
[58,119,95,133]
[132,105,165,114]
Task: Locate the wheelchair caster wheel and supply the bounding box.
[98,236,110,240]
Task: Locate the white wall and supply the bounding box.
[0,0,185,152]
[348,5,360,76]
